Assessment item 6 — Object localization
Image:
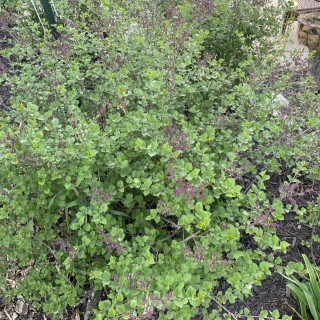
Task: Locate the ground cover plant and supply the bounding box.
[0,0,320,319]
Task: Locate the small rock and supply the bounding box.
[11,311,19,320]
[15,299,28,315]
[272,94,289,110]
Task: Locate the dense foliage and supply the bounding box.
[0,0,319,319]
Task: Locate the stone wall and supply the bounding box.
[298,12,320,52]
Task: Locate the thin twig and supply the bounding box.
[181,231,201,243]
[293,127,319,139]
[3,309,13,320]
[241,316,283,320]
[50,0,58,18]
[29,0,46,36]
[161,216,180,230]
[84,290,101,320]
[73,290,92,308]
[156,229,180,243]
[244,177,256,194]
[210,296,238,320]
[143,283,151,311]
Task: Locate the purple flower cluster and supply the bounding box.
[129,306,156,320]
[250,212,269,226]
[192,0,216,23]
[53,237,73,252]
[183,245,206,261]
[183,246,230,268]
[163,119,177,136]
[23,154,41,168]
[171,132,188,152]
[127,273,147,289]
[149,291,173,312]
[110,274,119,282]
[278,183,309,205]
[174,178,206,203]
[164,121,189,152]
[166,159,206,203]
[54,35,72,58]
[91,187,111,202]
[248,207,279,228]
[227,162,251,181]
[209,258,230,269]
[0,61,8,73]
[156,200,172,217]
[0,11,13,30]
[127,291,172,319]
[98,231,123,255]
[165,0,184,29]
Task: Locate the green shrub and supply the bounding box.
[0,101,289,319]
[203,0,284,67]
[1,1,318,319]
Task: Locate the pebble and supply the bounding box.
[15,299,28,315]
[272,93,289,110]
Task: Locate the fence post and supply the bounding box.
[39,0,59,38]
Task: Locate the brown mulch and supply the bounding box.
[219,213,315,320]
[208,171,320,319]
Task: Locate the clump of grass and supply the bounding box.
[283,254,320,320]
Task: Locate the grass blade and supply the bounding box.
[302,254,320,309]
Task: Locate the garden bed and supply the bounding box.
[1,38,319,319]
[1,2,320,320]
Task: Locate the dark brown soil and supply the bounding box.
[219,213,315,320]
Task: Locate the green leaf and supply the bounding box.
[302,254,320,314]
[307,174,320,181]
[185,163,193,171]
[259,261,272,275]
[271,310,280,318]
[52,118,59,126]
[102,271,110,286]
[141,178,152,190]
[174,298,188,308]
[258,310,268,319]
[130,299,137,308]
[109,210,130,218]
[48,191,62,210]
[186,286,197,299]
[82,235,90,245]
[135,138,146,148]
[65,199,80,209]
[99,300,111,310]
